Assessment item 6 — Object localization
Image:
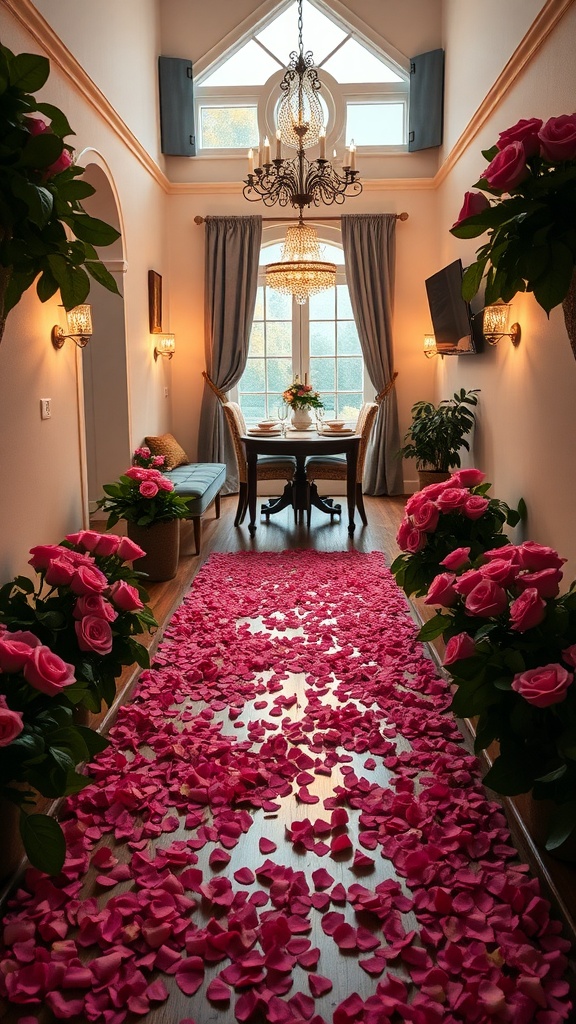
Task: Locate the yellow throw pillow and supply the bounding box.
[145,433,189,471]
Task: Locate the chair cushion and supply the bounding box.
[305,455,346,482]
[145,432,189,470]
[257,455,296,482]
[166,463,226,516]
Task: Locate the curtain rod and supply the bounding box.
[194,212,408,225]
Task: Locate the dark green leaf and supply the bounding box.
[461,259,486,301]
[35,101,74,138]
[55,178,95,201]
[36,268,59,303]
[74,726,109,756]
[545,801,576,850]
[66,214,121,247]
[46,256,90,309]
[20,813,66,875]
[416,614,452,642]
[483,755,533,795]
[10,178,54,227]
[20,132,63,169]
[9,52,49,92]
[85,260,121,296]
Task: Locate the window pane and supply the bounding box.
[309,289,335,320]
[337,357,363,392]
[309,322,335,356]
[249,321,265,356]
[338,394,363,419]
[336,284,353,319]
[338,320,361,355]
[268,357,293,393]
[242,359,265,392]
[323,38,403,83]
[321,393,336,416]
[241,394,267,421]
[346,103,405,146]
[266,290,292,320]
[201,39,281,86]
[257,1,346,67]
[266,322,292,356]
[200,106,259,149]
[310,358,335,393]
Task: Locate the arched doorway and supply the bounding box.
[77,155,130,517]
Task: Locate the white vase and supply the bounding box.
[291,407,312,430]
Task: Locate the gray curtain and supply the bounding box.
[341,213,403,495]
[198,215,262,492]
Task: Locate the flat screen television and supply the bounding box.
[425,259,478,355]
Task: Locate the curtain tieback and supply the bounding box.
[376,371,398,404]
[202,371,228,404]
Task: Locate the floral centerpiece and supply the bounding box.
[450,114,576,329]
[0,45,121,343]
[0,630,108,874]
[391,468,524,597]
[132,446,167,470]
[419,540,576,851]
[96,466,190,528]
[282,377,324,411]
[0,532,157,713]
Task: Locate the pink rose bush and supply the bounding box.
[391,469,524,597]
[0,631,109,875]
[96,450,191,528]
[451,113,576,316]
[419,539,576,850]
[0,531,157,715]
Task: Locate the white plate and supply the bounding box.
[247,428,283,436]
[319,427,356,435]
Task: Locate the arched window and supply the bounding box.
[235,234,374,422]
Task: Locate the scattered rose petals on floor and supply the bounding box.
[0,551,572,1024]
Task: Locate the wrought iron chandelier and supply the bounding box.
[265,216,336,305]
[243,0,362,211]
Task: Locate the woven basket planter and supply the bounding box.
[417,469,451,490]
[127,519,180,581]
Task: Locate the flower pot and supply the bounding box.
[127,519,180,581]
[291,408,313,430]
[562,270,576,361]
[417,469,451,489]
[0,796,24,882]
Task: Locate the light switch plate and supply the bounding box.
[40,398,52,420]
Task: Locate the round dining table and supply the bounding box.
[241,427,361,537]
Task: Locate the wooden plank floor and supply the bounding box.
[1,494,574,1023]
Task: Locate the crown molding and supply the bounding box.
[3,0,170,193]
[434,0,574,188]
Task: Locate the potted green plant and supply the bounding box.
[398,388,480,488]
[96,455,193,581]
[0,45,121,343]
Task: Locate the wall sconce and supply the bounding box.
[423,333,439,358]
[153,333,175,361]
[52,305,93,349]
[483,304,521,346]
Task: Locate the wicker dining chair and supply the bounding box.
[304,373,398,527]
[202,375,296,527]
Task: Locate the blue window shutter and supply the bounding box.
[408,49,444,152]
[158,56,195,156]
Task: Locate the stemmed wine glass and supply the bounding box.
[315,407,325,433]
[277,403,288,436]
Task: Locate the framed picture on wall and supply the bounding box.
[148,270,162,333]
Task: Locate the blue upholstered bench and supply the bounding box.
[166,463,226,555]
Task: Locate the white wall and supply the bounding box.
[437,1,576,579]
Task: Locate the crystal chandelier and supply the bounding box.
[243,0,362,211]
[265,216,336,305]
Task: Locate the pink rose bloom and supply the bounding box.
[435,488,470,513]
[44,556,76,587]
[23,646,76,695]
[29,544,71,570]
[3,631,41,648]
[484,545,521,564]
[117,537,146,562]
[452,190,490,228]
[125,466,148,480]
[92,533,121,557]
[479,558,519,587]
[25,116,48,136]
[562,645,576,668]
[397,517,413,549]
[134,447,151,458]
[404,491,428,517]
[515,568,563,599]
[465,580,508,617]
[443,632,476,666]
[450,468,486,488]
[110,580,144,612]
[510,587,546,632]
[70,564,108,596]
[512,663,573,709]
[497,117,543,158]
[454,569,484,596]
[140,480,159,498]
[411,500,439,533]
[0,696,24,747]
[152,455,166,467]
[424,573,458,607]
[157,476,175,493]
[75,616,113,655]
[441,547,471,571]
[64,530,101,552]
[0,639,35,674]
[462,495,490,520]
[396,519,427,553]
[483,141,529,191]
[517,541,566,571]
[46,147,73,177]
[538,114,576,162]
[418,479,455,500]
[73,595,117,622]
